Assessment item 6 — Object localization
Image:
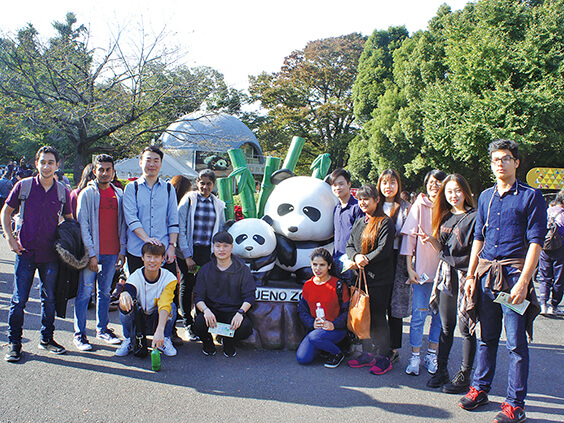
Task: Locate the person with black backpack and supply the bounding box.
[538,189,564,316]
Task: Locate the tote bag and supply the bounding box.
[347,267,371,339]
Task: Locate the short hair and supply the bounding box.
[198,169,216,184]
[94,154,115,167]
[555,189,564,206]
[141,242,166,257]
[424,169,447,187]
[329,168,351,185]
[212,231,233,245]
[35,146,60,163]
[141,145,164,160]
[488,139,520,160]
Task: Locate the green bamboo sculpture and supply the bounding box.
[256,156,281,218]
[217,177,235,221]
[282,136,305,173]
[228,148,257,218]
[310,153,332,180]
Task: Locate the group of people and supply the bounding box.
[1,138,559,423]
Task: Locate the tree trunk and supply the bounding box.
[73,141,90,187]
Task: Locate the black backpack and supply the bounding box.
[544,210,564,251]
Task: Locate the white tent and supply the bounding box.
[115,155,198,180]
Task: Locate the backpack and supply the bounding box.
[15,177,67,233]
[543,210,564,251]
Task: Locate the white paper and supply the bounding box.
[208,322,235,338]
[493,292,530,315]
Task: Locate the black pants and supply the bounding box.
[362,283,393,357]
[177,245,212,327]
[193,308,253,349]
[437,273,476,370]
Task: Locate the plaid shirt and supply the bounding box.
[193,193,216,246]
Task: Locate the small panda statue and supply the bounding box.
[264,175,338,284]
[225,217,277,286]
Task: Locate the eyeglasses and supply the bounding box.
[491,155,516,165]
[427,180,442,187]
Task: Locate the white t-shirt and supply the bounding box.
[126,268,177,314]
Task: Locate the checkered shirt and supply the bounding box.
[193,193,216,246]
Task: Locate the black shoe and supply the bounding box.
[443,368,471,394]
[493,402,526,423]
[427,365,449,388]
[38,339,66,354]
[324,351,345,368]
[223,347,237,358]
[5,343,22,362]
[458,386,489,410]
[133,335,148,358]
[202,339,217,356]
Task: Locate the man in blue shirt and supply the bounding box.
[458,140,546,423]
[123,146,179,275]
[330,168,363,284]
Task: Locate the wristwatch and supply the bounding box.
[237,309,246,316]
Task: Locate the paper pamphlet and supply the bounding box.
[208,322,235,338]
[493,292,530,315]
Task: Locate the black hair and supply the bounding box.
[94,154,115,167]
[310,248,336,276]
[198,169,217,184]
[77,163,95,190]
[488,139,520,160]
[141,242,166,257]
[423,169,447,187]
[212,231,233,245]
[329,168,351,185]
[35,146,60,163]
[141,145,164,160]
[54,170,65,182]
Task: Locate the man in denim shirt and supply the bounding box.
[458,140,547,423]
[123,146,179,275]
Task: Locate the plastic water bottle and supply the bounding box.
[316,302,325,320]
[151,348,161,372]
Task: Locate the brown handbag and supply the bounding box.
[347,267,371,339]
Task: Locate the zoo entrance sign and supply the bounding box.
[256,287,302,302]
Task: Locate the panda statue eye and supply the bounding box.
[253,234,265,245]
[277,203,294,216]
[235,234,248,244]
[303,206,321,222]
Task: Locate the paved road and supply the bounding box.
[0,242,563,423]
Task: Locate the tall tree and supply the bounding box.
[249,33,366,171]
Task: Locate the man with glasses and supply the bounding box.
[458,139,546,423]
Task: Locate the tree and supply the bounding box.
[0,13,244,179]
[249,33,366,172]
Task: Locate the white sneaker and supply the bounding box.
[115,338,132,356]
[423,353,438,374]
[159,337,177,357]
[406,354,420,376]
[540,303,548,315]
[548,305,564,316]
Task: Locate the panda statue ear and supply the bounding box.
[270,169,294,185]
[223,220,236,231]
[262,215,274,226]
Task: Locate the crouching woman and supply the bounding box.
[296,248,350,368]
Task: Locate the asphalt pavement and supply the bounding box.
[0,242,563,423]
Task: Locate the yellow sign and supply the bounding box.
[526,167,564,190]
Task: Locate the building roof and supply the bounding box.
[159,111,262,154]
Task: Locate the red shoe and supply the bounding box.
[493,402,526,423]
[348,352,376,368]
[369,356,392,375]
[458,386,489,410]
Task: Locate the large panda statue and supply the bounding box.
[264,176,338,283]
[225,217,277,287]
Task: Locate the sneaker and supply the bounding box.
[423,353,438,374]
[427,364,449,388]
[458,386,490,410]
[324,351,344,368]
[348,352,376,368]
[223,346,238,358]
[406,354,421,376]
[38,339,66,354]
[96,328,121,345]
[185,325,200,342]
[73,334,93,351]
[369,356,392,375]
[159,337,177,357]
[115,338,132,356]
[547,305,564,316]
[540,303,548,315]
[390,350,400,364]
[493,402,526,423]
[202,339,217,356]
[5,343,22,362]
[443,368,471,394]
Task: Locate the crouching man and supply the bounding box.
[193,231,256,357]
[115,243,178,358]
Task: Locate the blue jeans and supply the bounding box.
[74,254,118,336]
[8,255,58,344]
[409,282,441,348]
[120,302,177,339]
[472,267,529,408]
[537,249,564,307]
[296,328,346,364]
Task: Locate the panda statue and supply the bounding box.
[225,217,277,287]
[264,175,338,284]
